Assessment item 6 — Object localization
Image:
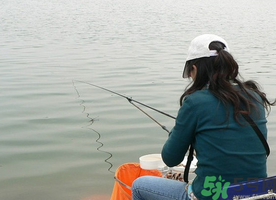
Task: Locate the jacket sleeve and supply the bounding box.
[161,96,198,167]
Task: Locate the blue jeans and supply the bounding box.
[132,176,190,200]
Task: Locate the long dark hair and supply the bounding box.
[180,41,275,122]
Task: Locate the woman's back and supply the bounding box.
[186,89,267,199]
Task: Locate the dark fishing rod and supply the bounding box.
[73,80,176,133]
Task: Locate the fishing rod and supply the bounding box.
[73,80,176,133]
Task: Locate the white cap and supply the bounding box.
[183,34,230,78]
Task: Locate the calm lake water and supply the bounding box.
[1,0,276,199]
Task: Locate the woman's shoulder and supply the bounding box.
[180,90,221,118]
[184,90,217,104]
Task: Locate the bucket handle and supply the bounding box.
[114,176,132,190]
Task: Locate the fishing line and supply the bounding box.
[73,80,176,133]
[72,80,114,173]
[93,128,114,173]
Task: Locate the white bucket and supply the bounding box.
[139,154,165,170]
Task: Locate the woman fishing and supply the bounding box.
[132,34,275,200]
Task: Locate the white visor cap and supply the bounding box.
[183,34,230,78]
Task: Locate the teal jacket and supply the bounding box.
[161,89,267,199]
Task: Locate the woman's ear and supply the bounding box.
[190,65,197,80]
[192,65,197,71]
